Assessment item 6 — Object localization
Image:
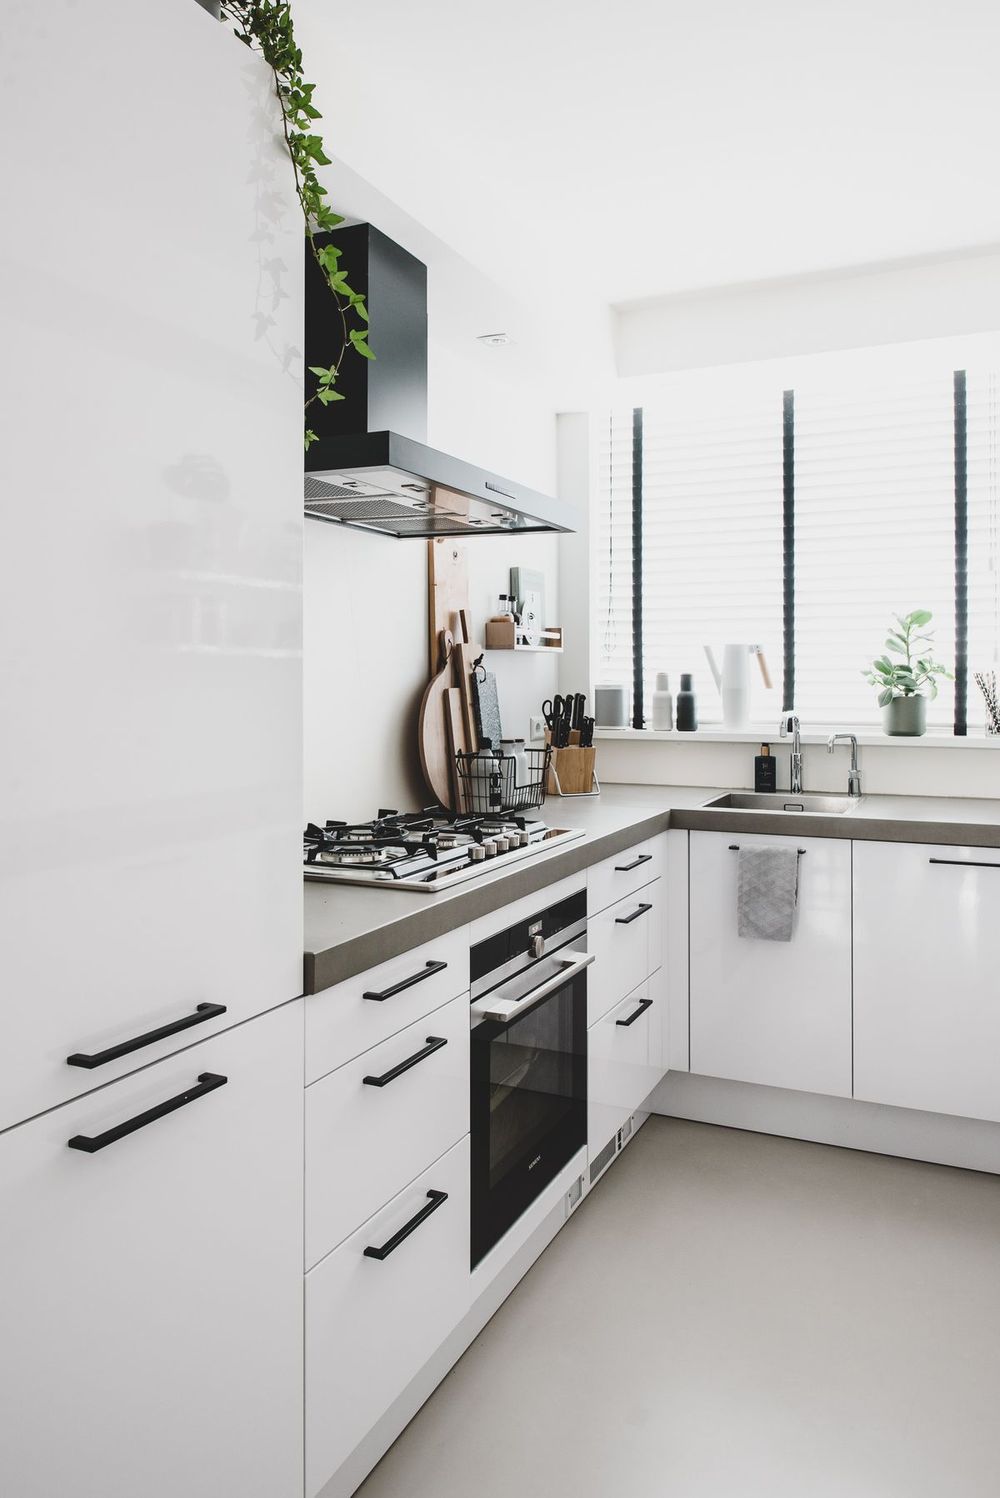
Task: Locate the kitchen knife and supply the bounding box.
[579,716,595,748]
[556,696,574,748]
[571,693,586,730]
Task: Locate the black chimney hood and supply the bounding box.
[303,225,574,538]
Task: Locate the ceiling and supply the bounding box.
[295,0,1000,394]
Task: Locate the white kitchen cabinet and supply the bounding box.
[306,1137,471,1498]
[854,840,1000,1121]
[0,0,303,1131]
[588,876,663,1024]
[0,1002,304,1498]
[588,979,663,1159]
[306,993,469,1268]
[689,831,852,1097]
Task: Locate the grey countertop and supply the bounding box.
[303,783,1000,994]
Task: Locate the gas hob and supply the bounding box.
[304,809,585,893]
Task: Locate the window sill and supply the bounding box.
[594,726,1000,749]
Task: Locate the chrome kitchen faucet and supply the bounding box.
[779,712,803,794]
[827,733,862,796]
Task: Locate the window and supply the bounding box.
[593,350,999,732]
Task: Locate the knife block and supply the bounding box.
[545,730,599,797]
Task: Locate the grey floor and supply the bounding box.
[357,1116,1000,1498]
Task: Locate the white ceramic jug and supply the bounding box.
[703,644,773,728]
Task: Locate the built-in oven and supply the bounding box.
[469,888,590,1268]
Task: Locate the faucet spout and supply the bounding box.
[827,733,862,796]
[779,712,803,794]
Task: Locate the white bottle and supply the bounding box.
[651,672,673,731]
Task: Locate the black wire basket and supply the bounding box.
[454,746,551,815]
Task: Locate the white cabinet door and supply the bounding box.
[588,981,662,1159]
[855,841,1000,1121]
[588,834,666,916]
[306,993,469,1268]
[0,0,303,1131]
[689,831,852,1096]
[0,1003,304,1498]
[306,1137,471,1498]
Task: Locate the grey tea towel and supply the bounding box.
[737,845,800,942]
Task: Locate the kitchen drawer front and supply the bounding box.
[306,925,470,1084]
[305,995,469,1269]
[587,835,664,917]
[305,1137,471,1498]
[587,877,662,1025]
[588,982,661,1160]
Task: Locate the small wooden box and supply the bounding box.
[484,619,564,652]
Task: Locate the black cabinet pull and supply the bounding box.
[67,1072,227,1154]
[615,853,653,872]
[363,1036,447,1088]
[615,902,652,926]
[617,997,654,1028]
[363,960,448,1002]
[929,858,1000,870]
[363,1190,449,1260]
[66,1002,227,1069]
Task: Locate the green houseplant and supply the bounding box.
[863,609,952,736]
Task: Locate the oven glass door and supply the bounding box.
[470,961,587,1267]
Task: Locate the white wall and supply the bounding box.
[615,247,1000,376]
[303,332,564,819]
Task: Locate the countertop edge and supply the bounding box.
[670,808,1000,845]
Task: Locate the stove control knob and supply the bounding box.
[518,831,532,848]
[483,840,497,858]
[531,934,545,960]
[494,836,509,853]
[470,844,486,863]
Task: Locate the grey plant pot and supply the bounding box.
[882,694,927,736]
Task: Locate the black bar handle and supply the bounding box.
[729,844,806,856]
[363,1036,447,1088]
[615,853,653,873]
[617,997,654,1028]
[929,858,1000,869]
[615,902,652,926]
[364,960,448,1002]
[363,1190,449,1260]
[67,1072,227,1154]
[66,1002,227,1069]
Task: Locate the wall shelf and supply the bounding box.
[484,620,564,653]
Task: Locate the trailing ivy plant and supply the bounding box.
[219,1,371,449]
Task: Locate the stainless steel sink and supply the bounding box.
[701,791,862,815]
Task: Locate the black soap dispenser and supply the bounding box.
[676,674,698,731]
[754,742,777,793]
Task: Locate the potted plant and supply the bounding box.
[864,609,952,736]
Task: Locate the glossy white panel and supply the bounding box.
[689,830,852,1096]
[587,877,662,1025]
[855,840,1000,1122]
[0,0,304,1127]
[588,980,660,1159]
[0,1003,304,1498]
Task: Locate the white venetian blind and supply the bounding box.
[639,390,784,723]
[967,368,1000,731]
[793,372,957,727]
[593,408,636,709]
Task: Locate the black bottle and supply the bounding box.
[676,673,698,731]
[754,742,777,792]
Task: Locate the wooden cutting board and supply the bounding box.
[444,687,469,812]
[417,629,455,809]
[428,540,469,674]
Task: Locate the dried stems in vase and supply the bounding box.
[973,671,1000,735]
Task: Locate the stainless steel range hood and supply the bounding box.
[304,226,574,538]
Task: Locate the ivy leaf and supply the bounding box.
[317,386,345,405]
[349,329,374,359]
[304,428,318,450]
